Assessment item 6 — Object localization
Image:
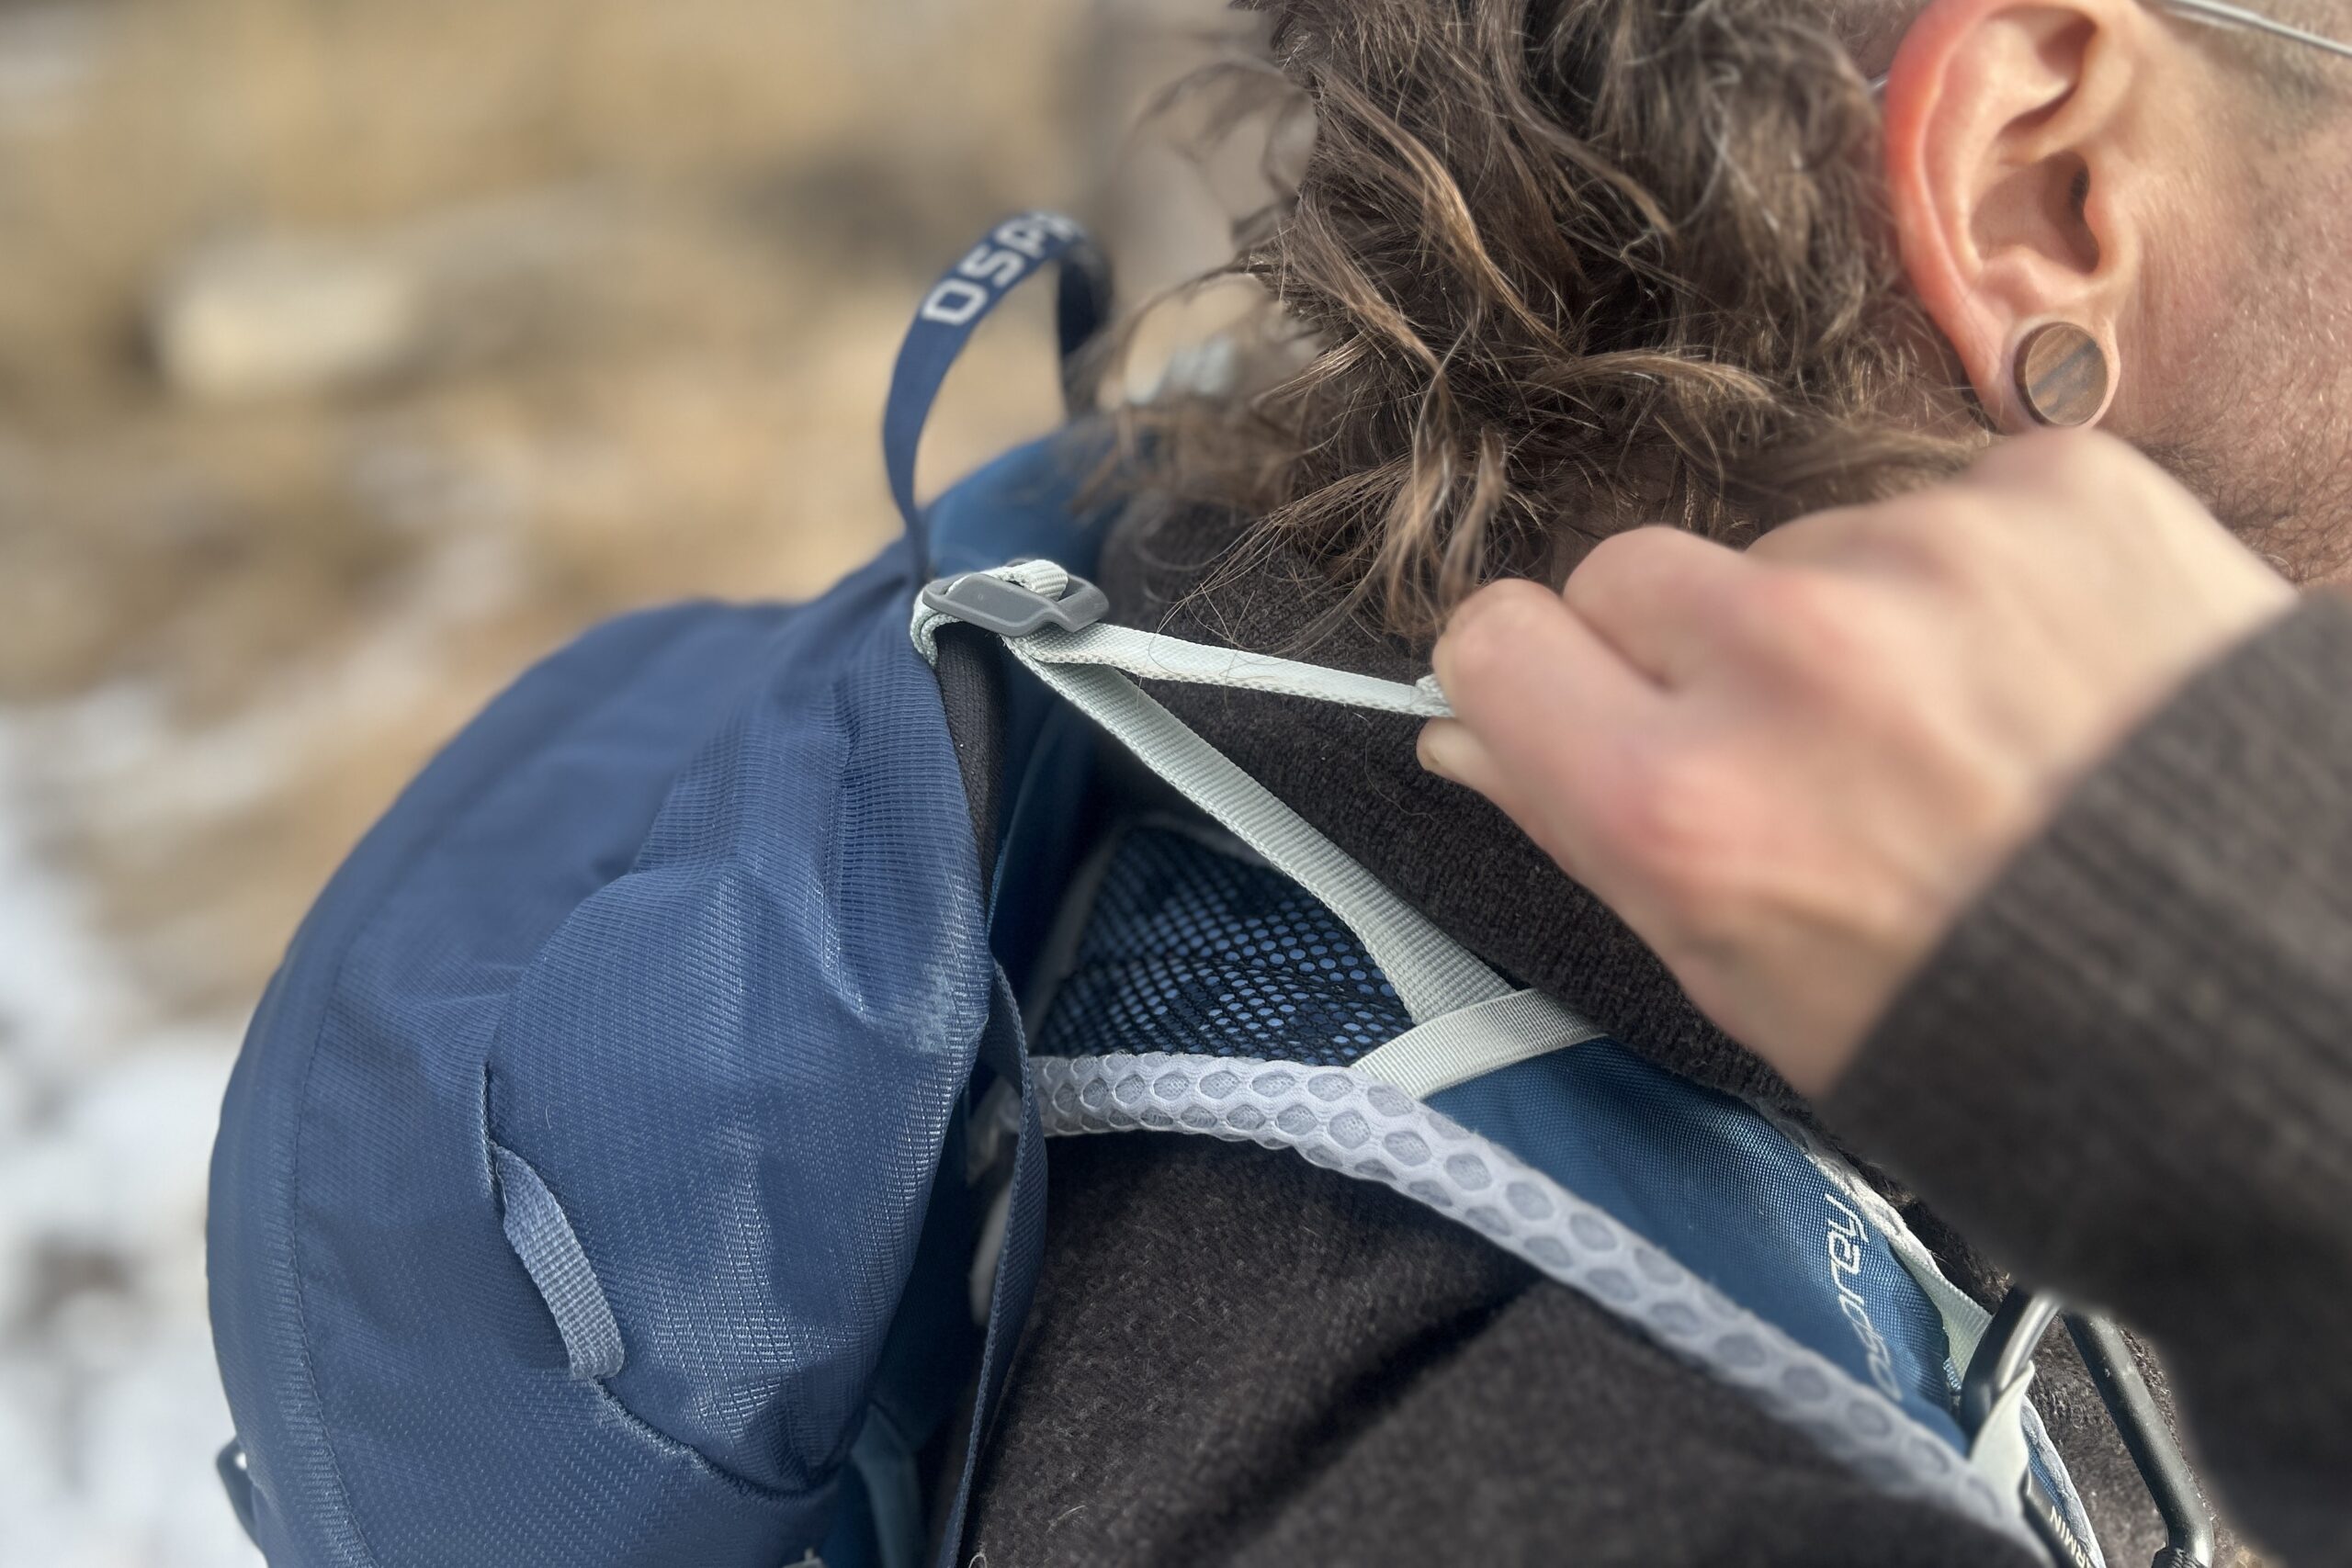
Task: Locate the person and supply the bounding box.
[1424,427,2346,1562]
[965,1,2352,1563]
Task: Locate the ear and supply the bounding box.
[1884,0,2176,430]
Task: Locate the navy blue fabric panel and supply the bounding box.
[934,971,1048,1568]
[478,562,992,1493]
[925,429,1111,583]
[1036,826,1410,1066]
[1430,1051,1968,1449]
[210,546,1001,1564]
[925,431,1120,997]
[989,705,1096,998]
[209,597,795,1567]
[862,1116,978,1460]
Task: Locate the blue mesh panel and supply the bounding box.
[1036,827,1410,1066]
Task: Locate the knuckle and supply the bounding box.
[1727,568,1869,668]
[1580,524,1681,574]
[1442,579,1558,684]
[1571,525,1717,604]
[1882,502,1989,583]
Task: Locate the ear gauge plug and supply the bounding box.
[2011,322,2112,427]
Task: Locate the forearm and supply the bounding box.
[1826,594,2352,1565]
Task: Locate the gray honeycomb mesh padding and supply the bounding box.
[1035,1051,2035,1551]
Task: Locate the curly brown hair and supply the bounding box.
[1119,0,1986,642]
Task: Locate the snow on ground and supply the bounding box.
[0,719,261,1568]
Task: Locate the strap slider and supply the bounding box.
[921,569,1108,639]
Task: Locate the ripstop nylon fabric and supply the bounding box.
[207,552,1007,1567]
[209,210,1115,1568]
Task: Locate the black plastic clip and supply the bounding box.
[920,570,1108,639]
[1961,1289,2215,1568]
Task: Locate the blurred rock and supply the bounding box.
[151,235,424,401]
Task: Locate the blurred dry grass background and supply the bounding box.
[0,0,1192,1012]
[0,0,1238,1560]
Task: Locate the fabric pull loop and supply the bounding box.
[492,1143,627,1382]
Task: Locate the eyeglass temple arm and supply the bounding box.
[2155,0,2352,62]
[1871,0,2352,91]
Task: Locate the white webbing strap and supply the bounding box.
[1969,1369,2040,1507]
[913,562,1518,1026]
[1010,652,1508,1022]
[1351,987,1606,1100]
[1020,622,1453,718]
[910,560,1453,716]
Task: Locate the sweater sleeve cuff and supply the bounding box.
[1823,593,2352,1302]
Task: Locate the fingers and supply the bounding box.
[1559,526,1753,684]
[1742,503,1885,566]
[1422,577,1657,880]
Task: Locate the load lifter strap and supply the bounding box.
[913,561,1602,1100]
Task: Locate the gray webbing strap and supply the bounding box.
[1020,621,1453,717]
[1007,651,1508,1022]
[1351,987,1606,1100]
[909,561,1452,717]
[914,562,1515,1025]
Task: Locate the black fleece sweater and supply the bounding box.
[964,502,2352,1568]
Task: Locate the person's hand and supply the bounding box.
[1419,430,2297,1096]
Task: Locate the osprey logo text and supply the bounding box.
[1825,1191,1905,1402]
[920,212,1086,329]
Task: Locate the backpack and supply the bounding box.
[208,213,2205,1568]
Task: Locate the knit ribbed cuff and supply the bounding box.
[1825,595,2352,1309]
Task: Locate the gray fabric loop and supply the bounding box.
[493,1143,626,1382]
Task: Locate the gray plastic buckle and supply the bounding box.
[921,570,1109,639]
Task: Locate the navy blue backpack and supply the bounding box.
[208,214,2209,1568]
